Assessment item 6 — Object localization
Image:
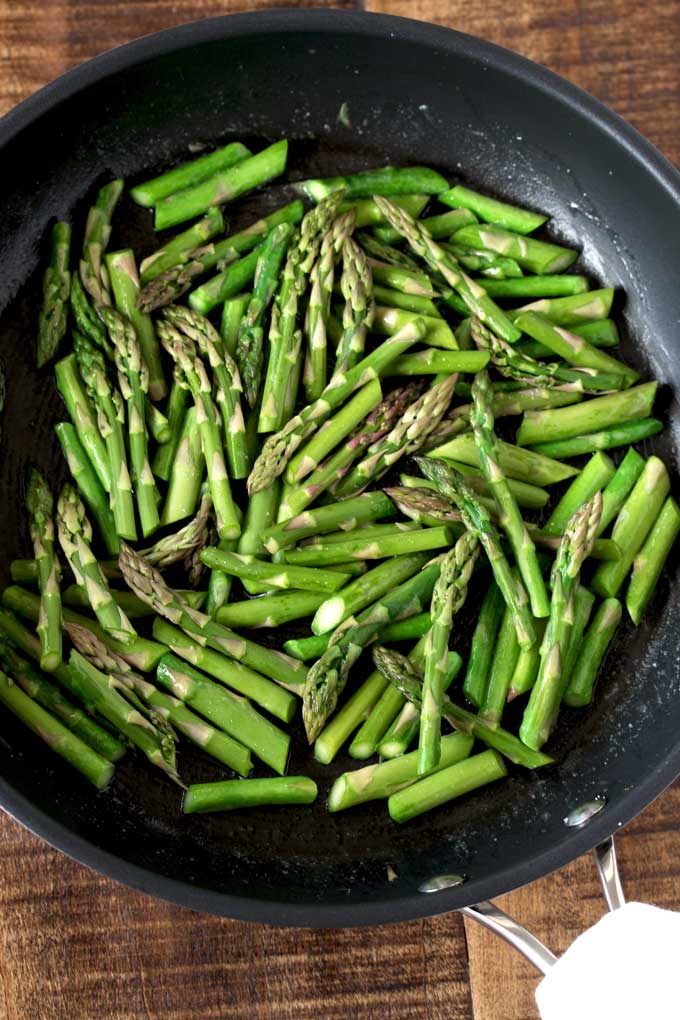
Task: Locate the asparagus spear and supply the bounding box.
[154,140,288,229]
[188,247,262,316]
[67,643,178,782]
[333,374,458,498]
[439,185,547,233]
[118,544,304,693]
[70,273,111,355]
[79,180,123,308]
[302,557,444,741]
[61,584,196,618]
[285,379,382,485]
[249,320,425,493]
[399,466,549,510]
[151,382,189,482]
[164,304,250,480]
[416,457,535,649]
[315,669,392,765]
[183,776,317,814]
[561,585,596,691]
[452,223,577,274]
[0,668,114,789]
[26,469,62,670]
[277,385,422,520]
[303,212,355,401]
[99,307,160,536]
[264,490,395,552]
[471,369,549,617]
[514,311,636,385]
[139,207,225,283]
[443,243,523,279]
[156,653,290,774]
[329,732,474,812]
[626,497,680,624]
[378,653,463,759]
[427,433,577,485]
[138,201,303,310]
[372,196,521,343]
[56,485,137,645]
[2,587,163,673]
[517,318,620,357]
[258,192,346,433]
[0,632,125,762]
[68,625,251,777]
[463,579,505,707]
[236,222,294,407]
[72,331,136,540]
[528,419,663,458]
[54,354,111,494]
[357,230,423,268]
[470,316,625,392]
[520,493,602,750]
[418,532,479,773]
[345,194,429,229]
[130,141,252,206]
[142,487,212,568]
[200,548,350,594]
[334,237,375,373]
[542,453,615,536]
[508,618,547,700]
[563,599,622,707]
[285,611,433,662]
[160,406,204,526]
[156,317,240,540]
[106,249,167,400]
[389,749,507,823]
[373,646,553,768]
[37,222,71,367]
[295,165,447,201]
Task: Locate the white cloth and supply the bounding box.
[536,902,680,1020]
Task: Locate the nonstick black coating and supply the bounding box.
[0,11,679,927]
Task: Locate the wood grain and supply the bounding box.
[1,3,679,1019]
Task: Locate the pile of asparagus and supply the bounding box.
[2,139,677,823]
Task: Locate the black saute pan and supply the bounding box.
[0,9,678,927]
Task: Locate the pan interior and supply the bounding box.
[0,16,679,923]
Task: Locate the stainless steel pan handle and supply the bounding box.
[460,835,624,974]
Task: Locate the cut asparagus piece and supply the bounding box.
[598,448,646,535]
[160,406,204,526]
[329,732,474,811]
[295,165,448,201]
[37,221,71,368]
[510,289,615,326]
[283,526,453,566]
[151,382,189,482]
[312,553,430,635]
[55,354,111,493]
[452,223,577,274]
[516,318,620,358]
[386,350,489,375]
[216,591,325,630]
[561,585,596,692]
[508,618,547,700]
[199,549,350,594]
[528,419,663,458]
[479,602,521,727]
[314,669,389,765]
[476,276,589,299]
[183,776,317,814]
[264,491,395,553]
[563,599,622,707]
[154,140,288,229]
[344,194,429,228]
[462,579,504,708]
[378,651,462,759]
[188,247,262,316]
[427,433,578,486]
[156,654,289,774]
[0,668,114,789]
[542,452,616,536]
[438,185,547,234]
[131,141,252,206]
[388,749,508,823]
[625,496,680,624]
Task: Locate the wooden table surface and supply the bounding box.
[1,2,679,1018]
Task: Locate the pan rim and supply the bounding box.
[0,8,679,927]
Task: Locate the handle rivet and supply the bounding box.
[418,873,466,894]
[564,796,607,828]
